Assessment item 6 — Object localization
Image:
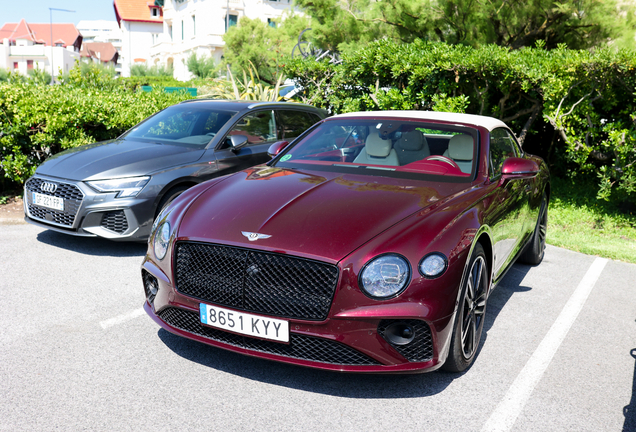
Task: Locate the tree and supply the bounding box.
[294,0,636,52]
[222,15,310,84]
[186,53,217,79]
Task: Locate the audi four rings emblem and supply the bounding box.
[40,182,58,193]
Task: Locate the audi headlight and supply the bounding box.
[359,254,410,299]
[86,176,150,198]
[419,253,447,278]
[153,221,171,261]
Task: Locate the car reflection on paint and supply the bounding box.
[142,111,550,373]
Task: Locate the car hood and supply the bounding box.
[35,138,205,181]
[177,166,465,263]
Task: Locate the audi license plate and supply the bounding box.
[32,192,64,211]
[199,303,289,343]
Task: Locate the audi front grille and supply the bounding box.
[25,177,84,228]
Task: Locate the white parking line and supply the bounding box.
[481,257,609,432]
[100,308,146,329]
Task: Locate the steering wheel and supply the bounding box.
[423,155,461,170]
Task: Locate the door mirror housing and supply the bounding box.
[228,135,249,152]
[501,157,539,179]
[268,140,289,158]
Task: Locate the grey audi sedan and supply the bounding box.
[24,100,326,241]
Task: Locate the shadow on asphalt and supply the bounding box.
[36,229,147,257]
[623,348,636,431]
[157,262,534,397]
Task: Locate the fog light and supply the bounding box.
[142,270,159,304]
[383,322,415,346]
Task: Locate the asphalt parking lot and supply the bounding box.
[1,222,635,432]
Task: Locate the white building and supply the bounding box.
[113,0,164,77]
[0,19,82,80]
[151,0,297,81]
[77,20,123,74]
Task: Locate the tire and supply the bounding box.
[520,193,548,265]
[442,243,489,372]
[155,185,190,219]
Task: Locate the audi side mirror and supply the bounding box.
[228,135,249,152]
[268,141,290,158]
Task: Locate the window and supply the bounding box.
[27,60,34,70]
[151,7,159,17]
[192,15,196,36]
[124,106,236,147]
[275,111,316,140]
[181,20,184,40]
[168,25,173,41]
[13,62,18,69]
[267,18,276,28]
[226,111,277,146]
[489,128,519,177]
[225,14,238,32]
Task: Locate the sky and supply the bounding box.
[2,0,118,25]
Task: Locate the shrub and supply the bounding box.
[286,40,636,204]
[130,63,174,77]
[0,75,192,187]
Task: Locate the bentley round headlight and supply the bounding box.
[419,253,447,278]
[359,254,410,299]
[153,221,171,261]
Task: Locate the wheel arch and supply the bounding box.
[153,180,200,218]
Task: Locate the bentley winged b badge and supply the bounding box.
[242,231,272,241]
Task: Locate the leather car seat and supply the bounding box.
[353,133,400,166]
[443,134,474,173]
[394,130,430,165]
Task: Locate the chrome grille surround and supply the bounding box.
[25,177,84,228]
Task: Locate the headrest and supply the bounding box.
[396,131,427,151]
[448,134,473,161]
[365,133,392,158]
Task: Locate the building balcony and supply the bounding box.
[149,34,225,58]
[9,45,46,57]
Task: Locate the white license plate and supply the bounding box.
[199,303,289,343]
[32,192,64,211]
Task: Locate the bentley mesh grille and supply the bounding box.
[25,178,83,227]
[101,210,128,234]
[159,307,380,366]
[175,242,339,321]
[378,319,434,362]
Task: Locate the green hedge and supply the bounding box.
[285,40,636,204]
[0,79,193,189]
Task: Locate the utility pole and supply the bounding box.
[49,7,75,84]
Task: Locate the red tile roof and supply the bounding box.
[0,19,82,48]
[114,0,163,25]
[80,42,119,63]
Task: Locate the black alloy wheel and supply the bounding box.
[443,243,488,372]
[520,193,548,265]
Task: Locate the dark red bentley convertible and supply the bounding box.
[141,111,550,373]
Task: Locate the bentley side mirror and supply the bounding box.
[268,141,290,158]
[501,157,539,179]
[228,135,249,152]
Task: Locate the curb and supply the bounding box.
[0,217,27,225]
